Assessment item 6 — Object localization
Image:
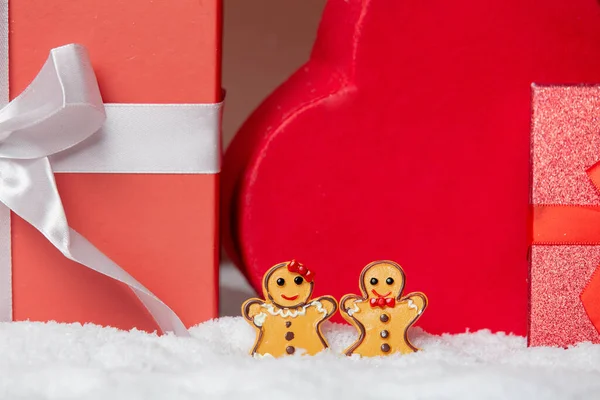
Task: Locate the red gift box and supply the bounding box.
[223,0,600,335]
[530,85,600,347]
[0,0,222,334]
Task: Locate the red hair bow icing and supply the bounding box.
[287,260,314,282]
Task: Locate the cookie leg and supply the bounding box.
[255,341,286,358]
[341,316,367,356]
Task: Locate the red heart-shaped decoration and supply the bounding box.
[223,0,600,335]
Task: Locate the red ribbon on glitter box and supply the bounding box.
[530,84,600,347]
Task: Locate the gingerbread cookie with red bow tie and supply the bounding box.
[242,260,337,357]
[340,260,427,357]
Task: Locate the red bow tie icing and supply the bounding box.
[287,260,314,282]
[370,297,395,308]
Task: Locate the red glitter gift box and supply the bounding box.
[530,85,600,347]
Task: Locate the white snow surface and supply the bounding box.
[0,319,599,400]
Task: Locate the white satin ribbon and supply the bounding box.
[0,43,192,336]
[0,1,221,336]
[51,104,221,173]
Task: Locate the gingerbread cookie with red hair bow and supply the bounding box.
[341,260,427,357]
[242,260,337,357]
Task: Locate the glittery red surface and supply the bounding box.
[530,85,600,347]
[530,246,600,346]
[532,86,600,205]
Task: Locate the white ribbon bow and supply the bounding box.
[0,44,189,336]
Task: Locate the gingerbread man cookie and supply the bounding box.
[242,260,337,357]
[340,260,427,357]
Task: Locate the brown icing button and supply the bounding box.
[285,332,295,341]
[381,343,391,353]
[286,346,295,355]
[380,330,389,339]
[380,313,390,323]
[285,321,292,328]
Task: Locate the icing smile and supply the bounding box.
[281,294,299,301]
[371,289,391,297]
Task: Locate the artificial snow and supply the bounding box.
[0,319,598,399]
[0,263,597,399]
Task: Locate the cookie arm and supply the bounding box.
[400,292,428,321]
[313,296,338,319]
[340,294,365,322]
[241,298,264,323]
